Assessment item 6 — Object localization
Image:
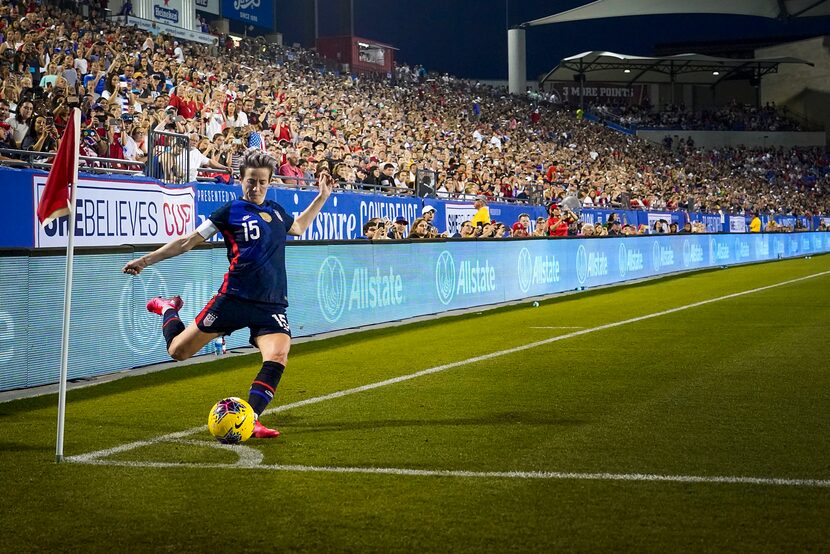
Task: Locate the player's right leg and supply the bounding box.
[147,296,220,361]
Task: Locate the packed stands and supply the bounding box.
[592,100,804,132]
[0,0,828,234]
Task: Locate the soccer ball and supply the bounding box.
[207,397,255,444]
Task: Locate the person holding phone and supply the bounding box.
[5,99,33,147]
[101,74,127,113]
[21,115,58,153]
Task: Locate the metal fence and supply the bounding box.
[145,130,190,184]
[0,144,548,205]
[0,148,144,175]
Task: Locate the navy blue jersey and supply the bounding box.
[208,199,295,305]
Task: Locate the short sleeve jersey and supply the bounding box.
[208,199,295,306]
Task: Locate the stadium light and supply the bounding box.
[713,71,720,75]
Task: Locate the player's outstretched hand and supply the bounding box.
[318,171,334,199]
[122,258,146,276]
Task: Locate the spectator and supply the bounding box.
[421,205,436,232]
[458,220,475,238]
[749,213,762,233]
[470,197,490,227]
[408,218,429,239]
[511,213,531,237]
[278,148,305,185]
[225,101,248,128]
[388,216,408,239]
[546,204,568,237]
[377,163,396,190]
[6,99,33,147]
[359,220,376,240]
[21,115,58,153]
[0,121,16,157]
[186,133,228,182]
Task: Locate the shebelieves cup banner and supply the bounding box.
[33,176,196,247]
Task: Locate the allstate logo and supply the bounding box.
[575,244,588,284]
[682,239,691,268]
[435,250,456,305]
[652,241,662,272]
[317,256,346,323]
[119,266,167,354]
[618,243,628,278]
[517,248,533,293]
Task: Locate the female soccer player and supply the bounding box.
[122,148,334,438]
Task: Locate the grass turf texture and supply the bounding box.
[2,255,830,552]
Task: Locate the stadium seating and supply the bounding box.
[0,0,828,233]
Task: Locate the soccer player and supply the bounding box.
[122,149,334,439]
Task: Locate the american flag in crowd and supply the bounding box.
[248,132,266,150]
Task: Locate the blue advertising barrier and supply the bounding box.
[1,232,829,391]
[220,0,273,29]
[2,166,828,248]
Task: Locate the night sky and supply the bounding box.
[281,1,830,81]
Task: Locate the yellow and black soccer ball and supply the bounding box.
[207,397,255,444]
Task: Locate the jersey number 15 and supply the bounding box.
[242,220,260,241]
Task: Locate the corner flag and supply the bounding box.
[41,108,81,463]
[37,108,80,226]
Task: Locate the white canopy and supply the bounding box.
[540,51,813,86]
[526,0,830,26]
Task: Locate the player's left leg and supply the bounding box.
[248,332,291,438]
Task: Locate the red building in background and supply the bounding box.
[316,36,396,74]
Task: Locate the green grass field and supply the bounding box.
[2,256,830,552]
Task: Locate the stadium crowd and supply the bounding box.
[593,100,804,132]
[0,0,828,230]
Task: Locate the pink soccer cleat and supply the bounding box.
[252,419,281,439]
[146,295,183,316]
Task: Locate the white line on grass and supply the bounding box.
[70,458,830,488]
[529,326,585,329]
[69,270,830,467]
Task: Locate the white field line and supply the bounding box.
[529,326,585,329]
[70,458,830,488]
[68,270,830,466]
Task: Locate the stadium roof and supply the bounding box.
[526,0,830,27]
[539,51,814,86]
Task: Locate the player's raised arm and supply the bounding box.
[288,171,334,236]
[122,228,209,275]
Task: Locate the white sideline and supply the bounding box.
[71,458,830,488]
[529,326,585,329]
[69,270,830,472]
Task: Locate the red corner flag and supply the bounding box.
[37,108,80,226]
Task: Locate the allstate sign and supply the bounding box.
[435,251,456,305]
[221,0,273,28]
[317,255,404,323]
[575,244,609,285]
[317,256,347,323]
[517,247,560,293]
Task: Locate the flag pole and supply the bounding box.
[55,108,81,463]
